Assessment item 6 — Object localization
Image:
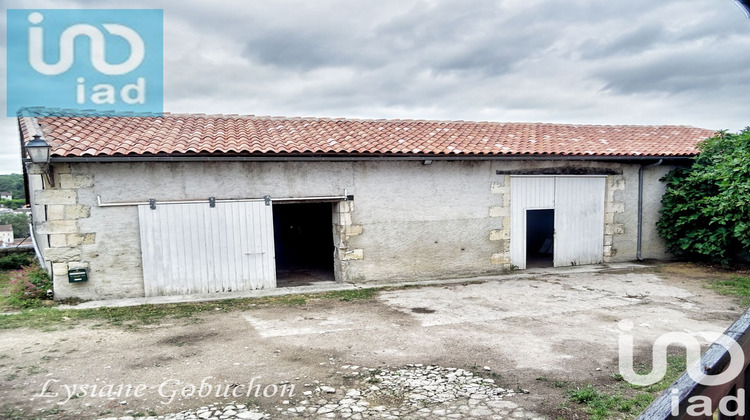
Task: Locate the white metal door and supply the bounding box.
[510,177,555,269]
[138,200,276,296]
[553,177,606,267]
[510,176,605,269]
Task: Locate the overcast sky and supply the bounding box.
[2,0,749,174]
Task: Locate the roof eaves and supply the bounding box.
[46,151,698,163]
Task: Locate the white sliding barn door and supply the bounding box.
[510,177,555,269]
[553,177,606,267]
[138,201,276,296]
[510,176,606,269]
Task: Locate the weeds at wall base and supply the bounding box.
[0,279,385,330]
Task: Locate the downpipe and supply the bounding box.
[637,159,663,261]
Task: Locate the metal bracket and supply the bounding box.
[148,199,156,210]
[208,197,216,208]
[264,195,271,206]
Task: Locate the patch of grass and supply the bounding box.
[0,406,26,420]
[566,356,686,419]
[39,407,62,415]
[26,364,46,375]
[567,385,652,420]
[279,296,308,305]
[0,284,389,330]
[568,384,602,404]
[319,288,377,301]
[0,270,13,311]
[709,276,750,306]
[628,355,686,393]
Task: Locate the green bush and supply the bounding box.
[3,262,52,308]
[657,128,750,265]
[0,252,35,270]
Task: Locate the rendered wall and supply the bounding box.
[31,159,674,300]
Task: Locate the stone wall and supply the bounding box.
[332,200,364,283]
[489,176,511,268]
[604,173,626,262]
[26,159,675,300]
[28,163,96,299]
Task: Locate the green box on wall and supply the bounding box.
[68,268,88,283]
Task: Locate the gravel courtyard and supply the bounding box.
[0,263,743,419]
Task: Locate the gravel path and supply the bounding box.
[99,365,542,419]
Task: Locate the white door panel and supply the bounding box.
[138,201,276,296]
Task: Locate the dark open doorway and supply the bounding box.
[273,202,335,287]
[526,209,554,268]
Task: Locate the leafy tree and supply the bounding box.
[0,199,27,210]
[0,174,25,200]
[0,212,30,238]
[657,128,750,265]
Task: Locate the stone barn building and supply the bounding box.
[17,108,715,300]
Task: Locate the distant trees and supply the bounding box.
[0,199,26,210]
[0,174,25,200]
[657,128,750,265]
[0,213,30,238]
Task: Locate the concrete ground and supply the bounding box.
[0,263,743,419]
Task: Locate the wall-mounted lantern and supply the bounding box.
[25,135,51,164]
[24,135,54,186]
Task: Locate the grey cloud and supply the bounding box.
[527,0,657,26]
[579,24,667,60]
[242,30,376,71]
[238,0,562,76]
[595,49,750,94]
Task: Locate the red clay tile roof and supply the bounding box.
[18,109,716,158]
